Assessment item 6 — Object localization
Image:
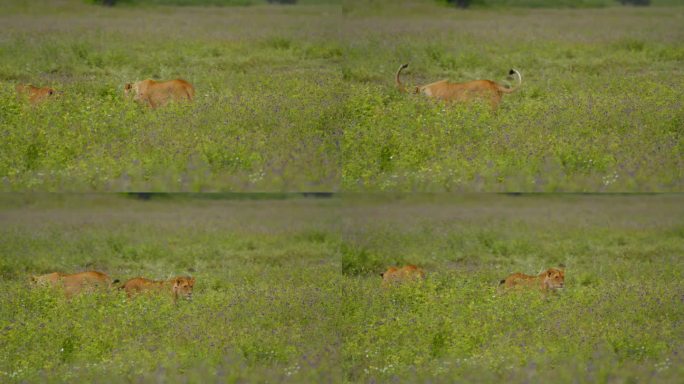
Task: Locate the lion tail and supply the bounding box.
[499,279,506,285]
[498,68,522,94]
[396,63,409,93]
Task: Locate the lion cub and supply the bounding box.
[16,84,59,105]
[30,271,117,297]
[500,268,565,291]
[124,78,195,108]
[120,276,195,302]
[395,64,522,109]
[380,265,426,287]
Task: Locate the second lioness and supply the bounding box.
[121,276,195,302]
[30,271,116,297]
[16,84,59,105]
[124,78,195,108]
[380,265,426,287]
[500,268,565,291]
[396,64,522,109]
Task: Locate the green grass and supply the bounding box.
[1,1,683,191]
[0,1,343,191]
[0,194,683,382]
[340,5,684,191]
[2,0,682,381]
[0,195,343,382]
[338,194,684,382]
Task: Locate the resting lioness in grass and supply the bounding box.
[120,276,195,302]
[380,265,426,287]
[499,268,565,291]
[30,271,117,297]
[15,84,59,105]
[395,64,522,109]
[124,78,195,108]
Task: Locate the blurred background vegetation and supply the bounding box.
[87,0,339,5]
[440,0,680,8]
[84,0,681,7]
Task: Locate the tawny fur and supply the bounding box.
[120,276,195,302]
[30,271,116,297]
[396,64,522,109]
[380,265,426,287]
[124,78,195,108]
[15,84,58,105]
[499,268,565,291]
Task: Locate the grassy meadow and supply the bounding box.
[0,194,343,382]
[340,2,684,191]
[0,0,682,191]
[1,194,683,382]
[338,194,684,382]
[1,0,682,383]
[0,0,344,191]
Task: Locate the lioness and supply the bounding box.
[120,276,195,302]
[396,64,522,109]
[380,265,426,287]
[500,268,565,291]
[124,78,195,108]
[15,84,59,105]
[30,271,117,297]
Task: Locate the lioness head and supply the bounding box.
[380,265,425,287]
[172,276,195,300]
[542,268,565,290]
[124,83,135,98]
[379,267,397,278]
[16,84,59,104]
[124,82,144,102]
[30,272,62,286]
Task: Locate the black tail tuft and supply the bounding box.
[400,63,409,69]
[508,69,515,75]
[499,279,505,285]
[112,279,120,285]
